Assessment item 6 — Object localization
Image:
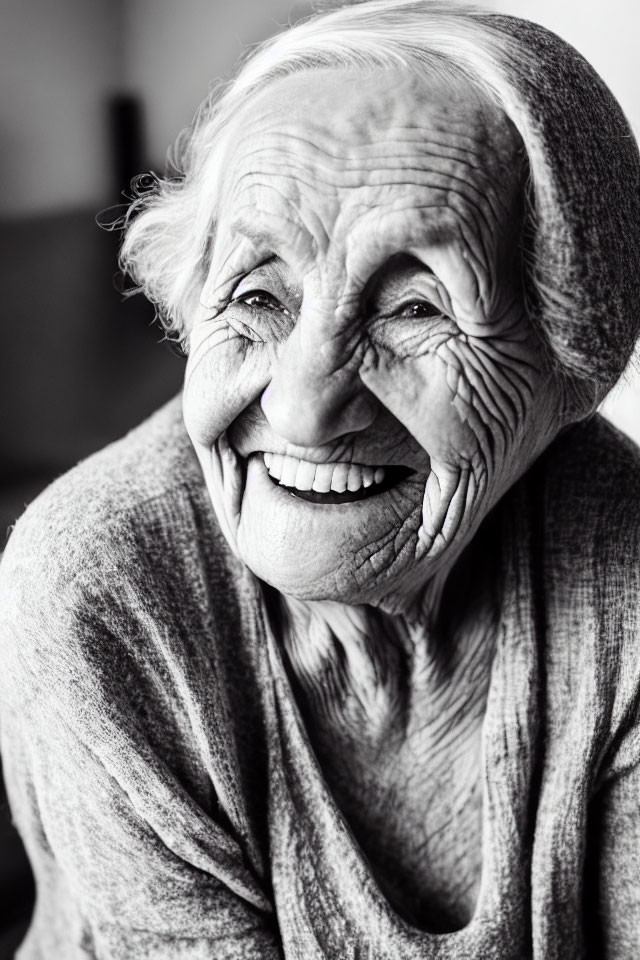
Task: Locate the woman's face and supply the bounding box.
[184,68,561,613]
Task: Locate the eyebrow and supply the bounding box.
[213,253,279,298]
[227,217,269,246]
[212,231,281,297]
[227,213,301,254]
[241,252,280,273]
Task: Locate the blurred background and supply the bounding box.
[1,0,639,954]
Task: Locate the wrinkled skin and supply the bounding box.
[184,68,561,614]
[182,68,563,929]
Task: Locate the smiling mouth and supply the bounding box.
[263,452,414,504]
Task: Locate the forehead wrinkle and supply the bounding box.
[231,74,520,173]
[228,124,512,196]
[228,160,508,291]
[233,158,505,219]
[226,176,338,267]
[227,78,518,170]
[242,66,492,143]
[237,67,521,170]
[230,120,505,167]
[225,122,516,263]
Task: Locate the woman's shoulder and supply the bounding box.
[0,396,245,707]
[3,394,217,578]
[539,413,640,548]
[532,415,640,774]
[534,414,640,623]
[0,401,270,865]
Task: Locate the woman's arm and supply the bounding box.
[0,482,281,959]
[2,702,281,960]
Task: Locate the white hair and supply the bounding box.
[118,0,534,348]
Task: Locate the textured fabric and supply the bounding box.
[480,15,640,392]
[2,396,640,959]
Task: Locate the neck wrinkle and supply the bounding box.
[260,538,499,756]
[271,594,410,749]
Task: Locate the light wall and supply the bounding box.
[0,0,121,218]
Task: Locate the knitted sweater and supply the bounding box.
[1,396,640,959]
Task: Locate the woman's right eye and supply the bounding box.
[232,290,290,316]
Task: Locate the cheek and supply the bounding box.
[360,345,481,466]
[183,321,269,446]
[411,355,481,462]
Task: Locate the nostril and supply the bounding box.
[260,383,378,446]
[339,391,379,433]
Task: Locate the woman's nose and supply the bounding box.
[260,328,378,447]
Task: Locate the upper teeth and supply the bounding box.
[263,453,385,493]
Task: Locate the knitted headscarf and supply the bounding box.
[476,13,640,413]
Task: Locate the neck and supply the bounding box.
[277,596,410,749]
[267,565,498,757]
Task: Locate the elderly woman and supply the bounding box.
[2,1,640,957]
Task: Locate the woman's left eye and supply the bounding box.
[232,290,290,315]
[396,300,441,319]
